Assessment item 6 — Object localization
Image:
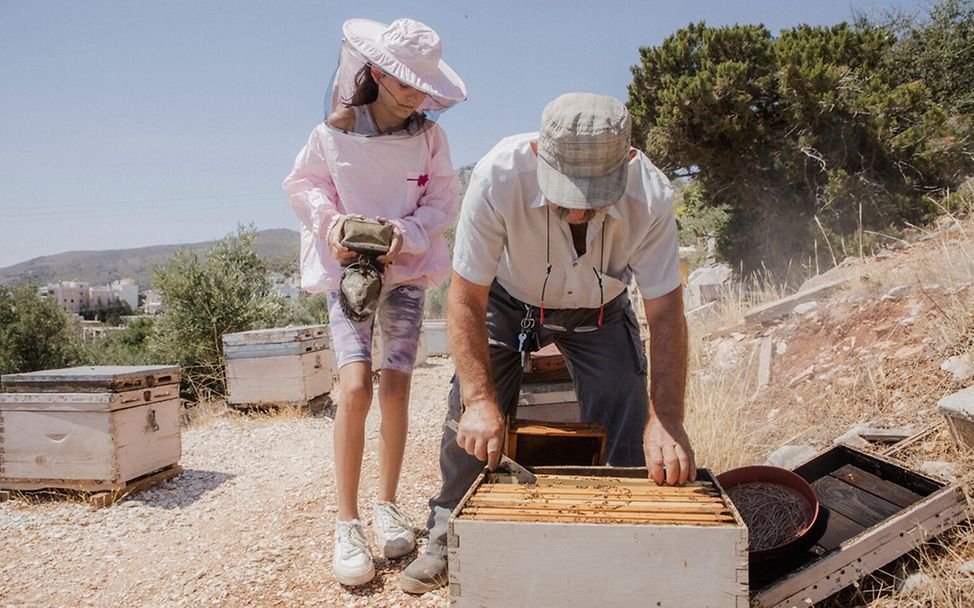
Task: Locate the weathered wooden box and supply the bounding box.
[223,325,336,407]
[424,319,449,356]
[505,419,605,467]
[937,386,974,450]
[449,467,748,607]
[0,366,181,491]
[751,445,970,607]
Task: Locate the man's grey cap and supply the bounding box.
[536,92,632,210]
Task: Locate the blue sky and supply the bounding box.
[0,1,927,270]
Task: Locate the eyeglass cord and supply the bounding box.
[540,206,605,327]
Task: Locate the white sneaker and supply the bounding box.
[333,520,375,586]
[372,501,417,559]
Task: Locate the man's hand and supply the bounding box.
[644,416,696,486]
[456,405,506,470]
[326,215,360,265]
[375,216,404,265]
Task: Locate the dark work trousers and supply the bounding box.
[423,281,649,556]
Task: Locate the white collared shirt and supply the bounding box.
[453,132,681,309]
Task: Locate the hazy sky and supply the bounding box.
[0,1,927,269]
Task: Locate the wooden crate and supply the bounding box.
[937,386,974,450]
[449,467,748,607]
[0,384,181,491]
[516,380,579,423]
[505,419,605,467]
[751,445,971,607]
[223,325,335,407]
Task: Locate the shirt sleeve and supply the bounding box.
[452,164,508,286]
[629,177,682,300]
[387,124,461,256]
[281,126,343,246]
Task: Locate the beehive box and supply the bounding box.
[751,445,970,607]
[0,366,181,491]
[223,325,335,407]
[371,324,429,368]
[937,386,974,450]
[449,467,748,607]
[424,319,449,356]
[505,419,605,467]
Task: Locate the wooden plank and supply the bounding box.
[754,487,969,607]
[882,421,944,457]
[831,464,923,509]
[756,334,773,390]
[812,476,902,528]
[814,507,865,552]
[856,427,915,443]
[1,365,179,393]
[795,444,941,496]
[0,385,180,412]
[743,279,847,326]
[517,381,577,405]
[514,402,580,423]
[458,511,737,525]
[88,464,183,509]
[0,490,9,502]
[223,337,330,359]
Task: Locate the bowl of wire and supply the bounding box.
[717,465,821,560]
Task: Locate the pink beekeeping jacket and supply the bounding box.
[283,121,460,293]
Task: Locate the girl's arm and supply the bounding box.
[282,127,352,263]
[385,124,461,256]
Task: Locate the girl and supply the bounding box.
[283,18,466,586]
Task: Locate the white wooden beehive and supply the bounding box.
[223,325,336,407]
[448,466,748,608]
[0,365,181,491]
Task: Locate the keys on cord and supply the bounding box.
[518,312,536,373]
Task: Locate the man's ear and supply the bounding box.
[530,140,538,156]
[629,148,638,160]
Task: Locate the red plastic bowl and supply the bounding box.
[717,465,821,560]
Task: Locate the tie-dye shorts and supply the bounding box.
[327,283,426,374]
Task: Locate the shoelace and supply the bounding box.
[374,502,410,534]
[337,521,369,558]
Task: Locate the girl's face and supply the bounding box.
[372,69,427,119]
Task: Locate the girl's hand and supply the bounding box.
[327,215,360,265]
[375,216,404,264]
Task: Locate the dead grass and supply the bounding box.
[685,209,974,607]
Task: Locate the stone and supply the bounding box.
[793,301,818,315]
[919,460,961,480]
[686,263,733,308]
[893,345,924,360]
[897,572,933,596]
[940,354,974,381]
[765,444,818,469]
[882,285,912,301]
[834,425,870,449]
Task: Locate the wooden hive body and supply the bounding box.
[0,366,182,491]
[223,325,336,407]
[449,466,748,607]
[752,445,970,607]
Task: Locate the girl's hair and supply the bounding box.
[345,65,379,106]
[342,64,428,133]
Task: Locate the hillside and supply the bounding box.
[0,228,300,288]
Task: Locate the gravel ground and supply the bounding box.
[0,358,456,608]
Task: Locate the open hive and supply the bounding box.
[448,467,748,607]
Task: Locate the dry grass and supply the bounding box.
[684,209,974,607]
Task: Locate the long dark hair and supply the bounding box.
[345,65,379,107]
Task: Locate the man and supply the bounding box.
[400,92,695,594]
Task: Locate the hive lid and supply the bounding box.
[222,325,328,347]
[1,365,180,393]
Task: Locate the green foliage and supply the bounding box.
[81,317,157,366]
[0,284,83,375]
[628,15,974,278]
[886,0,974,116]
[150,225,285,399]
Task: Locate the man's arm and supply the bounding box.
[642,285,696,485]
[447,272,506,469]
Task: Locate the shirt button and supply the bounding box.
[567,290,573,295]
